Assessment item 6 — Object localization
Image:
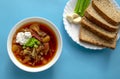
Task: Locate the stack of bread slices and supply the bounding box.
[79,0,120,49]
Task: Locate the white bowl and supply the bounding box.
[7,17,62,72]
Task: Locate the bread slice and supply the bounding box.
[85,4,118,32]
[80,17,117,40]
[79,26,117,49]
[92,0,120,26]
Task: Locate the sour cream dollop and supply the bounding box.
[16,32,32,45]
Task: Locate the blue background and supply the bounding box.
[0,0,120,79]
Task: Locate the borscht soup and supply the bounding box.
[12,22,58,67]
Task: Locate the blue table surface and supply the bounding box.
[1,0,120,79]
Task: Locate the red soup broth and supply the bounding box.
[12,22,58,67]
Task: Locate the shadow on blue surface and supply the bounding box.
[61,14,120,78]
[6,60,55,79]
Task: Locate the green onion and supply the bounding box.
[81,0,90,16]
[74,0,90,17]
[74,0,81,13]
[23,37,40,48]
[78,0,85,14]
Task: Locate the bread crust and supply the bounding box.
[80,17,117,40]
[85,5,118,32]
[92,0,120,26]
[79,26,116,49]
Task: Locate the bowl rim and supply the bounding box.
[7,17,62,72]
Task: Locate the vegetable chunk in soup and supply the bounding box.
[12,22,58,67]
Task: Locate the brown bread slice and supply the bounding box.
[85,4,118,32]
[79,26,117,49]
[92,0,120,26]
[80,17,117,40]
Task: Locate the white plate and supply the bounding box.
[63,0,120,50]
